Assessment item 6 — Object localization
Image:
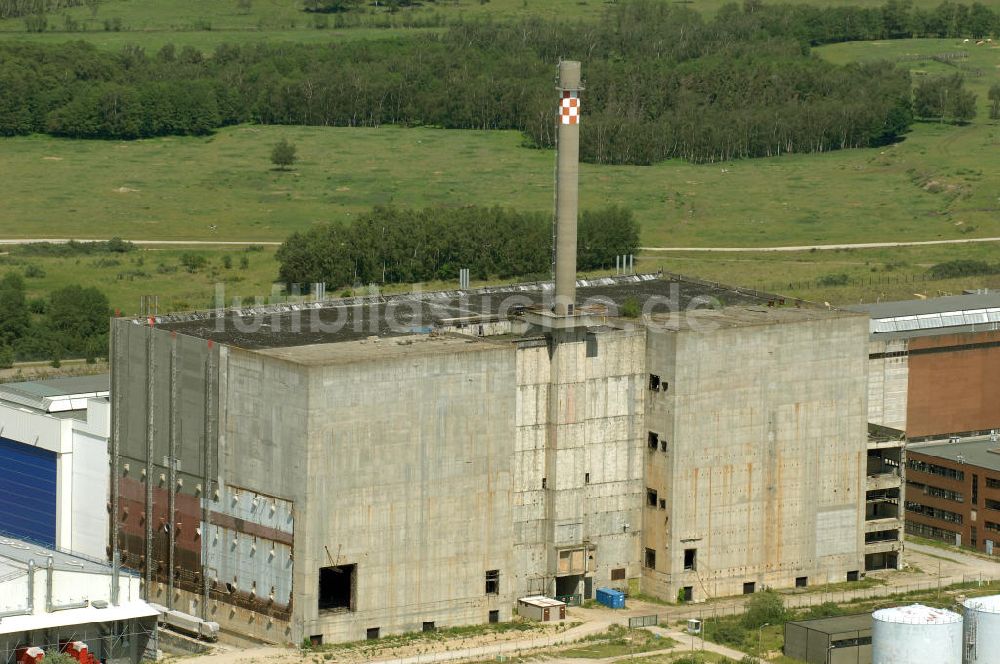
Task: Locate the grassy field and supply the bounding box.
[4,0,997,40]
[1,40,997,247]
[0,246,282,314]
[1,37,998,312]
[0,26,440,51]
[3,120,999,250]
[0,0,611,35]
[639,242,1000,305]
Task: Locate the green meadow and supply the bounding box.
[0,36,998,313]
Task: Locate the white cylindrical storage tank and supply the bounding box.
[963,594,1000,664]
[872,604,963,664]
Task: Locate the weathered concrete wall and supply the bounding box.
[512,328,645,599]
[643,313,869,601]
[866,338,908,432]
[298,340,517,643]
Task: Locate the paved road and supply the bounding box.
[642,236,1000,252]
[5,236,1000,252]
[907,540,1000,576]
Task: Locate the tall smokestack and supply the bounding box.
[554,60,582,316]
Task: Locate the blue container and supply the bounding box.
[596,587,626,609]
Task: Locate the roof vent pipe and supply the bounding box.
[46,556,89,613]
[111,549,121,606]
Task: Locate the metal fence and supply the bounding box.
[672,574,1000,621]
[556,593,582,607]
[628,614,659,628]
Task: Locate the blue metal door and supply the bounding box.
[0,437,57,546]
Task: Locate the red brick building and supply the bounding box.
[905,436,1000,554]
[850,294,1000,440]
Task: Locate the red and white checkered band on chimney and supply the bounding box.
[560,90,580,125]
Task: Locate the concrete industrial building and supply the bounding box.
[0,376,110,559]
[108,60,880,644]
[641,306,870,600]
[0,536,157,664]
[848,294,1000,440]
[109,274,876,643]
[905,436,1000,554]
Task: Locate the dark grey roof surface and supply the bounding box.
[846,294,1000,319]
[154,274,793,350]
[786,613,872,635]
[909,436,1000,473]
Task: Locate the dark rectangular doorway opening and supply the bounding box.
[319,564,356,611]
[743,582,756,595]
[488,610,499,623]
[555,574,582,597]
[366,627,380,640]
[422,622,435,632]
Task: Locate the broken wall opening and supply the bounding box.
[318,564,356,611]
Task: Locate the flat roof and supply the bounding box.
[255,334,510,366]
[648,304,857,331]
[518,596,566,607]
[786,613,872,634]
[0,535,118,575]
[150,274,797,350]
[0,374,109,413]
[0,601,158,636]
[908,435,1000,473]
[846,294,1000,339]
[846,294,1000,319]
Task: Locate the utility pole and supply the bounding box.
[938,559,942,599]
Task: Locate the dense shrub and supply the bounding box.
[817,273,850,286]
[741,591,787,629]
[928,260,998,279]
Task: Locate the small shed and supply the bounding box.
[784,613,872,664]
[517,596,566,622]
[596,588,625,609]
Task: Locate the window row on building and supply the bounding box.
[907,459,964,481]
[906,480,964,503]
[906,521,959,543]
[905,501,963,524]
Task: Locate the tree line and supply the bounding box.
[0,273,110,365]
[275,205,639,288]
[0,0,994,163]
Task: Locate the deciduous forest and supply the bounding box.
[275,206,640,288]
[2,0,995,164]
